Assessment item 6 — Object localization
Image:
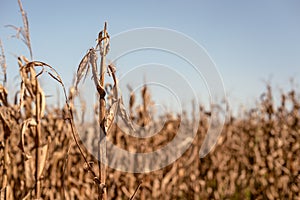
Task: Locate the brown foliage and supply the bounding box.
[1,77,300,199]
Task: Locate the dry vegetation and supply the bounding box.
[0,1,300,199]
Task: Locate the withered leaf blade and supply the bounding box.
[47,71,62,84]
[89,48,100,89]
[38,144,48,178]
[76,50,91,89]
[19,118,37,160]
[105,100,118,134]
[117,98,135,131]
[18,78,26,111]
[20,55,30,64]
[35,67,45,78]
[39,89,45,118]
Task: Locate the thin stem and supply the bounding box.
[130,181,143,200]
[0,40,7,86]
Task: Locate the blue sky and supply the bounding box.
[1,0,300,113]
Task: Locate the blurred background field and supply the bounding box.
[1,68,300,199]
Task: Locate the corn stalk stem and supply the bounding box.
[2,139,9,200]
[35,78,41,199]
[98,22,108,200]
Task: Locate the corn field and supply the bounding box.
[0,1,300,199]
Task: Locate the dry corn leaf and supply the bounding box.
[39,89,45,118]
[19,118,37,160]
[105,100,118,134]
[0,84,8,106]
[117,98,135,131]
[37,143,48,178]
[89,48,106,97]
[75,50,91,89]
